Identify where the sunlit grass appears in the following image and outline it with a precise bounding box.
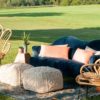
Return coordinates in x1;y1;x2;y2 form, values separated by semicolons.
0;5;100;29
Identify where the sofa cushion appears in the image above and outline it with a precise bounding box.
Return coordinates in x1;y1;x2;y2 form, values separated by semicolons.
85;46;100;55
87;40;100;51
52;36;88;59
39;45;70;60
72;48;94;64
32;46;41;57
85;46;96;52
30;57;84;78
32;36;88;59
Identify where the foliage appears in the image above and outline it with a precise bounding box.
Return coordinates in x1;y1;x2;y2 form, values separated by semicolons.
71;0;81;5
23;32;30;45
60;0;69;6
0;0;100;7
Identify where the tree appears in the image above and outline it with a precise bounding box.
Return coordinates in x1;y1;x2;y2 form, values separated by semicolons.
43;0;52;5
71;0;81;5
10;0;21;6
60;0;69;6
6;0;12;6
25;0;34;6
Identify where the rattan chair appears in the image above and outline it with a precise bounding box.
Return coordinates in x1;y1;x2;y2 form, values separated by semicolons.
0;24;3;36
76;59;100;86
0;27;12;64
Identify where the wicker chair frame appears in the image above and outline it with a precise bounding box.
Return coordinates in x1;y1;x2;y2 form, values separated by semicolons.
76;59;100;86
0;25;12;64
0;24;3;36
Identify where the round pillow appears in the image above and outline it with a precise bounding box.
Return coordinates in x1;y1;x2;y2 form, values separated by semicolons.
22;67;63;93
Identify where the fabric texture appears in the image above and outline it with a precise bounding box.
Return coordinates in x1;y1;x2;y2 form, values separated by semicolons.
32;36;88;59
30;36;100;79
52;36;88;48
32;46;41;57
39;45;70;60
22;67;63;93
95;51;100;55
90;55;100;63
30;57;83;78
87;40;100;51
14;53;25;63
85;46;100;55
52;36;88;59
0;63;32;86
85;46;96;52
72;48;94;64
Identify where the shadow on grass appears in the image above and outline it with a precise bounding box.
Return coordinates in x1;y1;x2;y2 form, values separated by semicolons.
11;27;100;43
0;12;64;17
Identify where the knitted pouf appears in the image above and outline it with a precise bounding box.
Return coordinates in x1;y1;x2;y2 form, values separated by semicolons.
22;67;63;93
0;63;33;86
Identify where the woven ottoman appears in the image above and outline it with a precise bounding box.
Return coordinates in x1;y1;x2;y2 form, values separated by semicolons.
0;63;33;86
22;67;63;93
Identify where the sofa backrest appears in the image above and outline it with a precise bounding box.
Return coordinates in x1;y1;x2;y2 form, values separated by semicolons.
52;36;88;59
31;36;88;59
87;40;100;51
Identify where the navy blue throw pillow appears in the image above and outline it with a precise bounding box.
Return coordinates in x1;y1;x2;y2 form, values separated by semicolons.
32;46;41;57
87;40;100;51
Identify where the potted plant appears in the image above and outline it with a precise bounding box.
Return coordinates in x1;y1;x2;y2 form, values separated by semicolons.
23;32;30;53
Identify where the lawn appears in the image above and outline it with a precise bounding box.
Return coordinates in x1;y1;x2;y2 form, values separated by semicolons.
0;4;100;100
0;5;100;64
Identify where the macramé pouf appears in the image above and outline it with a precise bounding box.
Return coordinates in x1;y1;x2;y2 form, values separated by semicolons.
22;67;63;93
0;63;33;86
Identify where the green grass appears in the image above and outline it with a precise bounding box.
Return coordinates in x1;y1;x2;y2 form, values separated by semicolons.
0;5;100;64
0;94;15;100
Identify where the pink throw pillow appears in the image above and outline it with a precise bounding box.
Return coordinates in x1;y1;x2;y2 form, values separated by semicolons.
72;48;94;64
39;45;70;60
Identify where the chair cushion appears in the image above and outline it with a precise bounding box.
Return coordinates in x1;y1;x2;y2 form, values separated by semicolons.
39;45;70;60
22;67;63;93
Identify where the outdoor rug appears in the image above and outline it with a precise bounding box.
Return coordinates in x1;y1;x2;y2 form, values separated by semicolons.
0;82;99;100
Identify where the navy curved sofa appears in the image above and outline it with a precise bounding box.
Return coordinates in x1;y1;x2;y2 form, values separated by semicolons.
29;36;100;78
